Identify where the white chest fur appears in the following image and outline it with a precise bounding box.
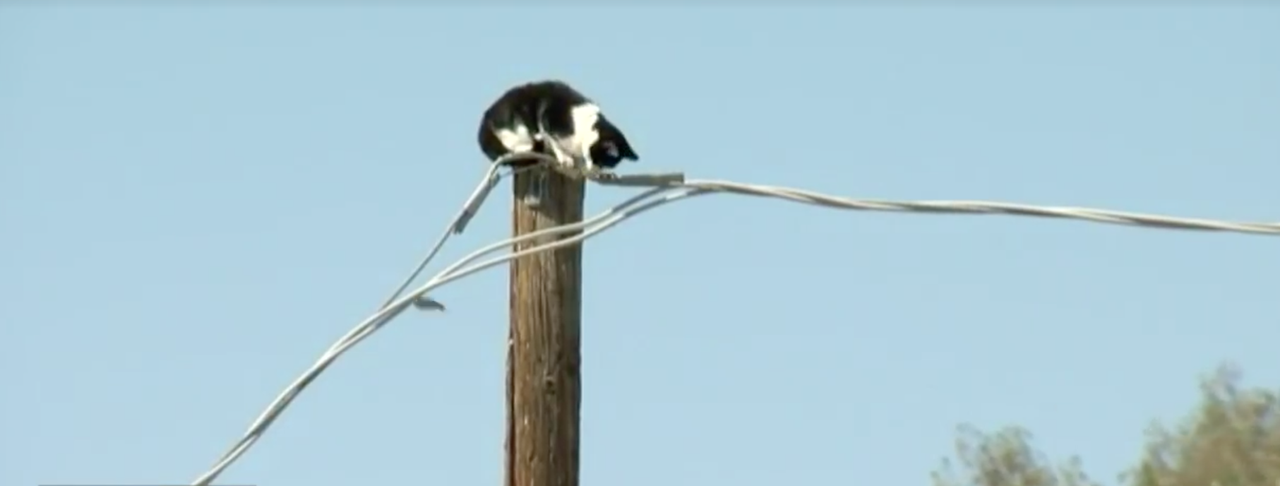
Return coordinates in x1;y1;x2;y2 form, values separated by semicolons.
545;103;603;171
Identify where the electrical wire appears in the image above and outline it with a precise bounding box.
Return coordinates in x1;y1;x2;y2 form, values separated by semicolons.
190;159;1279;485
189;153;544;486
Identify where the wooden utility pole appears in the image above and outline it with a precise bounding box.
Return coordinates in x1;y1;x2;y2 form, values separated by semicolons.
506;168;585;486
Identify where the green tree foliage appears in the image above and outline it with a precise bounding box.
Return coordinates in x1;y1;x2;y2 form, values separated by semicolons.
932;363;1280;486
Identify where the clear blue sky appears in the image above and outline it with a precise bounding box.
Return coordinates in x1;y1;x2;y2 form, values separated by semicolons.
3;5;1278;486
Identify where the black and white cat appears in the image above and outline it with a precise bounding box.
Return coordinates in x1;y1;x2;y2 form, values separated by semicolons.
477;80;639;176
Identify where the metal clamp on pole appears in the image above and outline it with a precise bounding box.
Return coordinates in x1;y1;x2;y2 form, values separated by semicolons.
588;171;686;187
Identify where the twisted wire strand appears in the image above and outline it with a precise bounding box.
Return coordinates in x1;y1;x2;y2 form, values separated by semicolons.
191;159;1279;485
190;156;539;486
679;180;1280;235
